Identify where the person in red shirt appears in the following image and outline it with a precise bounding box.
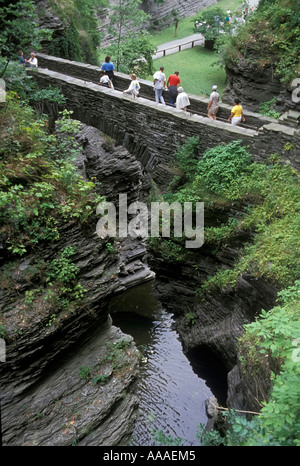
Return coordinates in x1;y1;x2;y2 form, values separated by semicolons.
167;71;181;106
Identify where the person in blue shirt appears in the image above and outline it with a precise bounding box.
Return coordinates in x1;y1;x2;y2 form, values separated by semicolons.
101;56;115;84
18;50;25;65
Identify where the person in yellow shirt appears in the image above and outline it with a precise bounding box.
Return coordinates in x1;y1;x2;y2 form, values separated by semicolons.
228;98;245;126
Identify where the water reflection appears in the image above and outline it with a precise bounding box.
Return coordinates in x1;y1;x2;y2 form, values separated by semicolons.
109;282;215;446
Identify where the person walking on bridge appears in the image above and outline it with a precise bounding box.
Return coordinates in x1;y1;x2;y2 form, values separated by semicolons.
228;98;245;126
207;85;220;120
101;56;115;84
167;71;181;107
176;87;190;111
153;66;166;104
99;71;114;89
123;74;140;99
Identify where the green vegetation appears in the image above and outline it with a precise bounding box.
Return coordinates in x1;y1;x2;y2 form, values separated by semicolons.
156;138;300;289
105;338;132;370
0;0;51;76
78;338;133;386
105;241;116;254
145;1;250;96
78;365;93;381
193;7;232;42
102;0;155;78
216;0;300;83
47;0;107;64
151;429;184;446
44;246;87;311
149;136;300;445
259;97;281;119
1;0;299;447
7;246;87;328
0;95;102;257
149;0;299;95
0;90;104;336
185;310;195;326
149;0;242;46
150;46;227;97
198;282;300;446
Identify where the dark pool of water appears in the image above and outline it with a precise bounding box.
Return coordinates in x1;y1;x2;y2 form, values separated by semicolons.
109;281;227;446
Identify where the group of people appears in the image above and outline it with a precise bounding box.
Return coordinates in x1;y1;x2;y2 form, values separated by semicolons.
99;56;245;126
152;66;190;111
207;85;245;126
18;50;38;67
98;56;141;99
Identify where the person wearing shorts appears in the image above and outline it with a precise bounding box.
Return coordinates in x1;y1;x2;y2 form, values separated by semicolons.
207;85;220;120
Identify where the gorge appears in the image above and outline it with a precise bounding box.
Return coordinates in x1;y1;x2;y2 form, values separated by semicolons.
0;110;291;446
0;120;232;446
0;0;299;448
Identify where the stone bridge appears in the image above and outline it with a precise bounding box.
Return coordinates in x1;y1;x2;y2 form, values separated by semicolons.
32;53;300;189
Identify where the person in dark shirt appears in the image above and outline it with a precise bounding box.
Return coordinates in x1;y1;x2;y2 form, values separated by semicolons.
101;56;115;84
18;50;25;65
167;71;181;107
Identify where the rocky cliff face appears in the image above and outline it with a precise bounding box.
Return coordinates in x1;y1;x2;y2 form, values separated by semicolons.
1;120;284;444
222;60;284;112
34;0;65;51
0;124;154;446
98;0;216;46
141;0;217;29
148;218;280;415
36;0;217;49
222;54;300;115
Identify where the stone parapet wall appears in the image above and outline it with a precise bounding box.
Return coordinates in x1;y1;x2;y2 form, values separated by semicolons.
31;61;300;189
36;53;276;128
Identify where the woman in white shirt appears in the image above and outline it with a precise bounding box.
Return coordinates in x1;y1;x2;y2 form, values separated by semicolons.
25;52;38;67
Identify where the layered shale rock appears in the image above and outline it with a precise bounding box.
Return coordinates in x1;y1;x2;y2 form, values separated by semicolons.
148;216;280;414
0;124;154;446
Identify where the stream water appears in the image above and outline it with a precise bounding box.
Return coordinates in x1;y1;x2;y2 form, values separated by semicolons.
109;281;227;446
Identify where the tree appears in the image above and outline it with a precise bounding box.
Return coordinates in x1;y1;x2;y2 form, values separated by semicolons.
105;0;153;73
0;0;51;77
105;33;155;78
194;7;231;48
171;9;180;37
46;0;108;65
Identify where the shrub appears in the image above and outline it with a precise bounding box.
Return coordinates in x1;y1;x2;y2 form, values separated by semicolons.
198;281;300;446
195;140;253;198
216;0;300;83
0;97;103;256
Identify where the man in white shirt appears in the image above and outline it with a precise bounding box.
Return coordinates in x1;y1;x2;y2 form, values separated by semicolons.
153;66;166;104
176;87;190;111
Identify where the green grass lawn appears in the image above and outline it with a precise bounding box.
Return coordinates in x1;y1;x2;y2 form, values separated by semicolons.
149;47;227;97
99;0;243;96
149;0;244;47
146;0;246;97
